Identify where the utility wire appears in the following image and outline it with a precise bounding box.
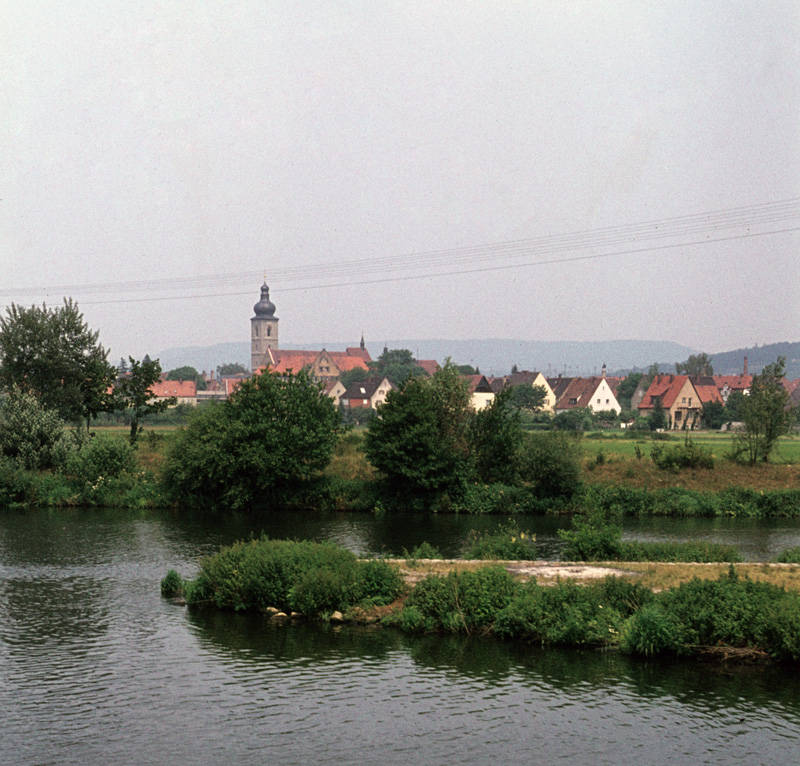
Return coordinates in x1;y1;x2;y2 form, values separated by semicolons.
2;198;799;304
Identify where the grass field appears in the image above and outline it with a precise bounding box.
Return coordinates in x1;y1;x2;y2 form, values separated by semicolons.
95;424;800;495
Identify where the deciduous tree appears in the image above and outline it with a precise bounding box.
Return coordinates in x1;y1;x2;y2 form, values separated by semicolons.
162;369;341;509
0;299;116;426
731;357;791;463
113;357;174;445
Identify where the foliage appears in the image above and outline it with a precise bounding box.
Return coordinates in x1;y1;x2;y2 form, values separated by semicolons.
0;298;116;426
455;364;479;375
649;397;668;431
776;547;800;564
508;384;547;413
217;362;248;376
368;348;426;387
729;357;791;464
364;362;473;494
166;365;199;381
338;366;369;390
184;537;403;615
163;369;342;509
558;511;623;561
615;373;643;410
559;510;741;562
724;390;747;422
701;400;726;430
676;352;714;376
552;407;594;431
515;431;582;500
403;541;443;561
401;566;519;633
494;579;623;645
619;568;798;659
160;570;185;597
467;388;522;484
464;521;537;560
65;433;137;482
113;357;175;445
0;388;76;470
650;436;714;471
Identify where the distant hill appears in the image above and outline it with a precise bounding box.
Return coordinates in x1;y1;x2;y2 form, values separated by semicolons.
154;338;697;378
706;342;800;378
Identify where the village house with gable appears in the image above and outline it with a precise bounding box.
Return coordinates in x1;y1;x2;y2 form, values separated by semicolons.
505;371;557;412
340;376;394;410
638;374;722;429
548;375;622;415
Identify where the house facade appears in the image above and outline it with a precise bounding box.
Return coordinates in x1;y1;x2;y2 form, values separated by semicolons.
340;377;394;409
550;376;622;415
638;375;704;429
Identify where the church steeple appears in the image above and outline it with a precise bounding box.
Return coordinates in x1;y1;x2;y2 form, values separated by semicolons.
251;281;279;370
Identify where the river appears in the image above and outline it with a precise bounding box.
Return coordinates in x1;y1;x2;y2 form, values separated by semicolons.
1;507;800;765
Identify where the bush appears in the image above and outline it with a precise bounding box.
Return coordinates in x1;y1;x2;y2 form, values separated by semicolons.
184;538;404;616
650;436;714;471
620;568;787;657
494;579;621;645
160;570;184;597
66;434;137;482
401;566;519;633
515;431;582;500
0;388;75;470
558;511;623;561
776;547;800;564
464;521;537;560
403;541;442;561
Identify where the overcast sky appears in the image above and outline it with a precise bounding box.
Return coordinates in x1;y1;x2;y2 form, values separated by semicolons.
2;1;799;361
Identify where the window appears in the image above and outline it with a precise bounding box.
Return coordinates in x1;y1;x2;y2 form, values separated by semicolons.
675;411;682;420
569;398;578;405
267;326;271;337
682;397;686;404
688;398;693;406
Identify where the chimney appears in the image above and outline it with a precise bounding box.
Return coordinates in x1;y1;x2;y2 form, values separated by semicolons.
601;363;607;378
743;356;748;376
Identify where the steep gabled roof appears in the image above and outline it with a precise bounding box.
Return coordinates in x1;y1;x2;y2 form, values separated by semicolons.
461;374;493;394
342;376;393;401
638;375;694;410
268;350;319;374
554;377;607;410
547;376;575;400
689;376;723;405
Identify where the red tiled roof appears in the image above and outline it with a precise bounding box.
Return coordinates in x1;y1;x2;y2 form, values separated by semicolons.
690;376;723;405
415;360;440;377
713;374;753;392
638;375;692;410
554;377;607;410
461;374;493;394
151;380;196;398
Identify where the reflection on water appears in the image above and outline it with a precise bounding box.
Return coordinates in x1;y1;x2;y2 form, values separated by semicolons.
1;507;800;766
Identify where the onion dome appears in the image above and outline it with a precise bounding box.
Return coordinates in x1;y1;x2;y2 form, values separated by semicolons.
253;283;276;317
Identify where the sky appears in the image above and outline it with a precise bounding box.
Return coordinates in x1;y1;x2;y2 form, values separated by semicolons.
2;1;799;362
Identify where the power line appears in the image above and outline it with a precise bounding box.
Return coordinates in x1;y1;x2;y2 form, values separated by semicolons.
44;224;800;306
2;198;799;305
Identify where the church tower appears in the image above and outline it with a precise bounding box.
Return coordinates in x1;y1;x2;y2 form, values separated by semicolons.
250;282;279;370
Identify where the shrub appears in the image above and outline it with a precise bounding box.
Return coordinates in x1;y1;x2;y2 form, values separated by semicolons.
66;434;137;482
162;370;342;509
494;579;621;645
160;570;184;597
515;431;582;500
650;436;714;471
558;511;623;561
403;541;442;561
776;547;800;564
402;566;519;633
464;521;537;560
184;538;404;616
0;388;75;470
